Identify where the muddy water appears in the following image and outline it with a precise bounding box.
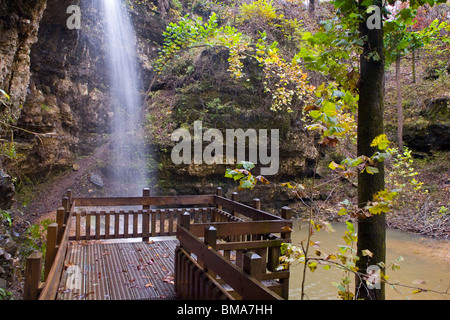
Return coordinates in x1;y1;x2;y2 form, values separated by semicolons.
288;220;450;300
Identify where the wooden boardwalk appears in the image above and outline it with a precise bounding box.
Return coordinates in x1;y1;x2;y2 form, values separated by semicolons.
57;239;179;300
24;190;291;301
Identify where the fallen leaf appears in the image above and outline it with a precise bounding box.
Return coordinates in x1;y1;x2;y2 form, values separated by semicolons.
162;275;175;285
145;282;154;288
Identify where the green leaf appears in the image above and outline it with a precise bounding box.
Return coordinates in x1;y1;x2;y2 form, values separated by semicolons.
239;178;255;190
237;161;255;171
345;221;355;234
366;166;379;175
225;169;245;181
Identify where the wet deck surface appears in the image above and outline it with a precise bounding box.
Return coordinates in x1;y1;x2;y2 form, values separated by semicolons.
57;239;179;300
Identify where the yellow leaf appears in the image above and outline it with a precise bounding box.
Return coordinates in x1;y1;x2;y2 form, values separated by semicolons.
362;249;373;258
370;134;390;150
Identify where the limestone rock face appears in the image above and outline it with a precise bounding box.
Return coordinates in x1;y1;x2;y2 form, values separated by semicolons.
0;0;47;119
146;47;319;198
0;170;15;209
403;96;450;153
1;0;166;178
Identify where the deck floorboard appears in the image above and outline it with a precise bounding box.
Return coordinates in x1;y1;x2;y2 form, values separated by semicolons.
57;239;179;300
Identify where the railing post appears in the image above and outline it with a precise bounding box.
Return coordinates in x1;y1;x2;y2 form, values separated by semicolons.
180;212;191;231
214;187;223;222
204;226;217;277
281;206;292;240
243;251;262;282
143;188;150;242
252;198;261;210
44;223;58;281
62;196;69;224
252;198;261;241
23;251;42;300
56;207;65;244
279;206;291;299
66;189;72;207
231;192;238;216
204;226;217;250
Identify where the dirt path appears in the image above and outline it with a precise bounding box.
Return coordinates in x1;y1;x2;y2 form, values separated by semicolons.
23;141;111;222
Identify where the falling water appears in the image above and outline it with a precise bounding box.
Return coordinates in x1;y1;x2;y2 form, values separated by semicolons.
101;0;148;195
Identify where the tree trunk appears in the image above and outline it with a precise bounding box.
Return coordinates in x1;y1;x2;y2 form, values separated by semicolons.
356;0;386;300
309;0;315;16
396;54;403;150
412;49;416;83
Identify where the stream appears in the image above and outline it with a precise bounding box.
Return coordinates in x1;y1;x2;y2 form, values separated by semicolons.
288;219;450;300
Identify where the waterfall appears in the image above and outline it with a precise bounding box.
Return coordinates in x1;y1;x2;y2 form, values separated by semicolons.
100;0;148;196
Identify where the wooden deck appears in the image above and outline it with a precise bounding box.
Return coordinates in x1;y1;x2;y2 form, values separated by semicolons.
57;239;179;300
24;188;292;301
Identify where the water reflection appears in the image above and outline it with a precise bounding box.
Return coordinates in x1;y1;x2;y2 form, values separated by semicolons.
288;219;450;300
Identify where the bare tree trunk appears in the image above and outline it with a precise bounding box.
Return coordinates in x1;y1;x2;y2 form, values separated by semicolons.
309;0;315;17
396;54;403;150
355;0;386;300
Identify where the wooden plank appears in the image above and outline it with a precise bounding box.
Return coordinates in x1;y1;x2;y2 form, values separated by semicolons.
86;212;91;240
133;241;177;299
176;247;233;300
85;244;98;300
73;195;215;207
189;220;292;238
133;211;139;238
118;243;159;300
23;251;42;300
214;196;282;221
177;226;282;300
105;212;111;239
115;211;120;238
75;212;81;241
160;209;165;236
101;243;134;300
40;208;75;300
95;213;101;240
57;242;85;300
216;239;284;251
124;211;129;238
142;210;150;240
168;209;175;235
151;209;156;237
89;244;111;300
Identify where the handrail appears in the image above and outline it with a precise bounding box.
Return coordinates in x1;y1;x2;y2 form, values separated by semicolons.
214;195;283;221
39;201;75;300
73;195;215;207
188;220;292;239
177;225;282;300
175;246;234;300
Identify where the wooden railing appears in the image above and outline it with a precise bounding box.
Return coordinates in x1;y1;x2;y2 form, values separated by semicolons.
24;189;75;300
23;187;292;300
176;205;292;300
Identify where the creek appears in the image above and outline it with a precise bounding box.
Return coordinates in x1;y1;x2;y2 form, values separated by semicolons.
288;220;450;300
